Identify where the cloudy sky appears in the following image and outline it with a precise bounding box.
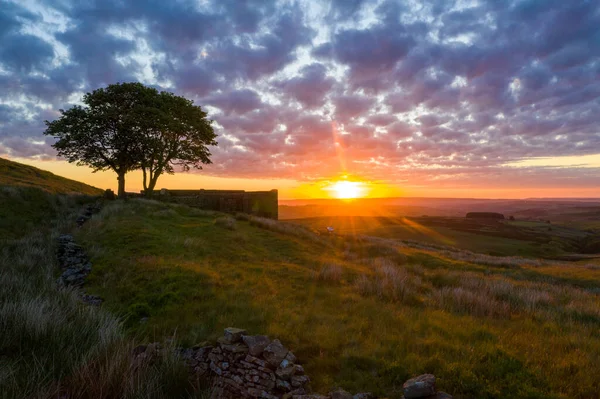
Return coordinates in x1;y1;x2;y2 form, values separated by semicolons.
1;0;599;198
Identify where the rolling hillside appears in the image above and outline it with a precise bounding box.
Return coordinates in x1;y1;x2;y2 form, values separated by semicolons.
74;199;600;398
0;156;101;195
2;160;600;398
0;157;102;239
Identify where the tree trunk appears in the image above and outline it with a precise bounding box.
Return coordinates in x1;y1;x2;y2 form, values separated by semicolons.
117;171;126;199
146;171;162;197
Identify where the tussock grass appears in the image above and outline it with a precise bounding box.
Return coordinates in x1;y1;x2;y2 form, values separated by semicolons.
214;215;237;230
248;215;330;246
0;188;202;398
314;263;344;282
353;258;422;304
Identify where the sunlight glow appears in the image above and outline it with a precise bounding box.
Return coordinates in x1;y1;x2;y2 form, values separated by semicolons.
328;180;366;199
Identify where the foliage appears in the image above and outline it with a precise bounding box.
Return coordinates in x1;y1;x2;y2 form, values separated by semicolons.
43;82;216;198
135;91;217;195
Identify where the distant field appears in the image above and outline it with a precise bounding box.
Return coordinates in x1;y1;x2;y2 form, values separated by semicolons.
76;199;600;398
287;215;596;258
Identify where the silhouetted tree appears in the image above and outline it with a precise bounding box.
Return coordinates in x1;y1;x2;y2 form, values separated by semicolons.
44;82;217;198
135;90;217;196
44;83;156;198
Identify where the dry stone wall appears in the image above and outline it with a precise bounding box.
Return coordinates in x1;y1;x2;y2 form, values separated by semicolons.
157;189;279;219
56;201;102;305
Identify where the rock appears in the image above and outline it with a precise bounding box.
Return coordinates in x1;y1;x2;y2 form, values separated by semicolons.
220;342;249;353
403;374;436;398
276;378;292;391
263;339;289;368
80;294;103;306
293;364;305;375
352;394;374;399
284;351;297;364
290;374;309;387
275;364;295;380
280;358;294;369
243;335;272;356
330;388;353;399
292;396;329;399
223;327;247;344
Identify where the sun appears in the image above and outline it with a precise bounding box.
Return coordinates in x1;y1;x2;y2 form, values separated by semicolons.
329;180;365;199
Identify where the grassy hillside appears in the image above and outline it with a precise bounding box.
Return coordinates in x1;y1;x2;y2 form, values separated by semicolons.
0;173;196;397
0;157;101;195
76;199;600;399
0;157;102;239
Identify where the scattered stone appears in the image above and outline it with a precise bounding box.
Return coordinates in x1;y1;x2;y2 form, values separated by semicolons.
403;374;436;398
56;235;92;288
352;394;374;399
80;294;103;306
243;335;272;356
292;396;329;399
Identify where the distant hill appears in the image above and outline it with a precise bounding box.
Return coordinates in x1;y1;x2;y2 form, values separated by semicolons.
0;157;101;195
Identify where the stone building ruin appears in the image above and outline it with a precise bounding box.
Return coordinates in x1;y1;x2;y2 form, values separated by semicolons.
157;189;279;219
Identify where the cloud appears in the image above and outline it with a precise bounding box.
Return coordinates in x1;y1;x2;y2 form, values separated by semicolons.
0;0;599;190
275;63;336;108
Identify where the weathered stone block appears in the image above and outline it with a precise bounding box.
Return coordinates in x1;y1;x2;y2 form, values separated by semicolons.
243;335;272;356
403;374;436;398
263;339;289;368
291;374;310;387
223;327;247;343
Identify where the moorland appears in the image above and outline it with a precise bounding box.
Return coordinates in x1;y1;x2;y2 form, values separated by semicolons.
2;157;600;399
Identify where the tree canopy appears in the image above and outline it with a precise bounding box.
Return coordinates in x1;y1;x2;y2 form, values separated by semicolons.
44;82;217;198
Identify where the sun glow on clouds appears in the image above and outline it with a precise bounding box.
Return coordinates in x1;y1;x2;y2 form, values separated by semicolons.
504;154;600;168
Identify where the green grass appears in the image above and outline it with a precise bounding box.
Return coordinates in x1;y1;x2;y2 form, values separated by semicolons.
0;157;101;195
0;185;203;398
77;199;600;399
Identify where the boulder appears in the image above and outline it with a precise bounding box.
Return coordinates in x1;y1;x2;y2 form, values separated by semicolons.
243;335;272;356
403;374;436;398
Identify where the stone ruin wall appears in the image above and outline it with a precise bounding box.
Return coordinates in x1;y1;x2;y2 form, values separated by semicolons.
157;189;279;219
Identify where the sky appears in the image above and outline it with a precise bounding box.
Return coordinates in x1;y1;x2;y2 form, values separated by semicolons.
0;0;599;199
